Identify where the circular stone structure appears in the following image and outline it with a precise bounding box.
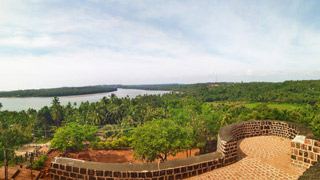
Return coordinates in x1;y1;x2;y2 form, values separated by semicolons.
49;120;320;180
217;120;320;169
189;136;305;180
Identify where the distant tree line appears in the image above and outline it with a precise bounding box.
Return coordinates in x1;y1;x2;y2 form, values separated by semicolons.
0;86;117;97
123;80;320;104
185;80;320;104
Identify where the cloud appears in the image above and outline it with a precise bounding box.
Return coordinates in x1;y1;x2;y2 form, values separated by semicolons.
0;35;64;48
0;0;320;90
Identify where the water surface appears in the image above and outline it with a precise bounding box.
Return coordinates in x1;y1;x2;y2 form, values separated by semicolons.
0;88;169;111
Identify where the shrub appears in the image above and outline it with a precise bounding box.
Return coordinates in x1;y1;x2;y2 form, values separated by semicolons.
104;141;112;149
90;141;98;149
32;155;48;170
90;136;133;150
51;123;98;152
97;142;104;150
131;119;186;162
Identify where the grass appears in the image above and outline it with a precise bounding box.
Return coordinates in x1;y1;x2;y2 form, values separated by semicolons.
207;101;306;110
35;137;52;144
0;159;29;167
245;102;306;110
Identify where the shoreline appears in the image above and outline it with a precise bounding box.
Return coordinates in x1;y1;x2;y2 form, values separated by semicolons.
0;89;118;98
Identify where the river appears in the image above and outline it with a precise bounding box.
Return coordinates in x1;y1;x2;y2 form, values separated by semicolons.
0;88;169;111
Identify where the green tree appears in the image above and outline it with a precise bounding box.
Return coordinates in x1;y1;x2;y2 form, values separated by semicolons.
37;106;54;138
50;123;98;152
310;114;320;136
50;97;64;127
131;119;186;162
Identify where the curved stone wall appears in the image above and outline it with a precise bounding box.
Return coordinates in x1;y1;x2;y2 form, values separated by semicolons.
50;151;224;180
50;120;320;180
217;120;320;168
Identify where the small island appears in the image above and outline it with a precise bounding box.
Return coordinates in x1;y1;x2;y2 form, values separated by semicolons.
0;85;117;97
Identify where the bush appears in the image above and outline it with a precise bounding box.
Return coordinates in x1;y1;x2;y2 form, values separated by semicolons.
97;142;104;149
104;141;112;149
90;136;133;150
32;155;48;170
89;141;98;149
131;119;186;162
50;123;98;152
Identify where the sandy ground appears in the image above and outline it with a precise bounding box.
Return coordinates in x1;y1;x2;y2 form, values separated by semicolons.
15;142;51;156
0;166;40;180
15;146;37;156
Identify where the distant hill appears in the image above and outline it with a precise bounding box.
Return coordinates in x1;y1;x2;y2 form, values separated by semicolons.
122;80;320;104
122;83;229;91
183;80;320;104
3;80;320;103
121;84;185;91
0;85;117;97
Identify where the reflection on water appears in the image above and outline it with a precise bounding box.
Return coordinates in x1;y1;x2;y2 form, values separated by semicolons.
0;88;169;111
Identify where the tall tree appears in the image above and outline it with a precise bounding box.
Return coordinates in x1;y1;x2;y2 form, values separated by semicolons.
50;97;64;127
37;106;54;138
50;123;98;152
131;119;186;162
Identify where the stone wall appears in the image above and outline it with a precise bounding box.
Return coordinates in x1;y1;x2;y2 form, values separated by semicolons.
50;120;320;180
291;136;320;168
50;152;224;180
217;120;298;163
217;120;320;169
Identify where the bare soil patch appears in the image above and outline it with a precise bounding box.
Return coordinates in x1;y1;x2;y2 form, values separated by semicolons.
48;148;199;164
0;166;40;180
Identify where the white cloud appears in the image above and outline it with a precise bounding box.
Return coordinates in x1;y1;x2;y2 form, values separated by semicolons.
0;35;64;48
0;0;320;91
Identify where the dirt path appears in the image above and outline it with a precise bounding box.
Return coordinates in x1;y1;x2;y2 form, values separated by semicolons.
14;141;51;156
0;166;40;180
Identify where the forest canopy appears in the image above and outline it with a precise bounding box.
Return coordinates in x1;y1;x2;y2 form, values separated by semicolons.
0;85;117;97
1;79;320;163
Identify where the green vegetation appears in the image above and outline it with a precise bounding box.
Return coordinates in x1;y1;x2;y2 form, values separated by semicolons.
32;155;48;170
186;80;320;104
0;85;117;97
2;79;320;164
208;101;306;110
50;123;98;152
127;80;320;104
90;136;133;150
244;102;306;110
122;84;191;91
131;119;187;162
35;137;52;144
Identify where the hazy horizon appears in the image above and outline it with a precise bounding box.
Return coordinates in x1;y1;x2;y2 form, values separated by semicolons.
1;0;320;91
2;79;319;92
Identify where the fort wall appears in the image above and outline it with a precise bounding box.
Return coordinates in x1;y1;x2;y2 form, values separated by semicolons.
50;120;320;180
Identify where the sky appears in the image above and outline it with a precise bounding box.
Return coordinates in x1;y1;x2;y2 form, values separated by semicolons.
1;0;320;91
